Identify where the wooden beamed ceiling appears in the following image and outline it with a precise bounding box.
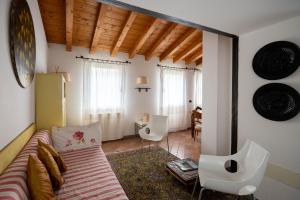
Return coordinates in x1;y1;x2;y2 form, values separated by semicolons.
38;0;203;65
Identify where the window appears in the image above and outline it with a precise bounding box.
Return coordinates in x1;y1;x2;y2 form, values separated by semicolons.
82;61;124;116
160;69;187;132
193;71;202;108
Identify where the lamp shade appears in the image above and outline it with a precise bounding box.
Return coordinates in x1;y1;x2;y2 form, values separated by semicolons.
136;76;148;85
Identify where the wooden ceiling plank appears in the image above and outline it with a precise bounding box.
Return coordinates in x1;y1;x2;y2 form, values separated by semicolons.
173;42;202;63
145;22;178;61
111;11;137;56
65;0;74;51
195;57;202;66
160;28;198;61
90;4;110;54
129;18;160;59
185;50;203;64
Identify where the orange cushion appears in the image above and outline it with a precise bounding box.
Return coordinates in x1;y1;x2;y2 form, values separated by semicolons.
38;146;64;190
38;139;67;172
27;154;56;200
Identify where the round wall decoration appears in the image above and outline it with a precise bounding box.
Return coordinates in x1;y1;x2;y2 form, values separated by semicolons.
252;41;300;80
9;0;36;88
253;83;300;121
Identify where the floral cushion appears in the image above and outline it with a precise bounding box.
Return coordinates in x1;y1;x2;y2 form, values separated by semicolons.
52;122;102;152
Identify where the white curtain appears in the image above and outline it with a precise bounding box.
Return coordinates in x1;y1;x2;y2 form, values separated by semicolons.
160;69;188;132
82;60;125;141
193;70;202;108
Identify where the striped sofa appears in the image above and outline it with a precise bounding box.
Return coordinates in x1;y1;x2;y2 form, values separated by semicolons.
0;130;128;200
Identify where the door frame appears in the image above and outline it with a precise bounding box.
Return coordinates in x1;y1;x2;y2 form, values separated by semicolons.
98;0;239;155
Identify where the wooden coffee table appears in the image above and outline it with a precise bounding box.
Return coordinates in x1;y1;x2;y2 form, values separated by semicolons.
166;159;198;185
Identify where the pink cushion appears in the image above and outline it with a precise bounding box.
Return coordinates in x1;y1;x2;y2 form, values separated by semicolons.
0;130;52;200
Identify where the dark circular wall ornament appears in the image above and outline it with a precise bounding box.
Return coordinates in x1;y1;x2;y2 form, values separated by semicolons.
9;0;36;88
253;83;300;121
252;41;300;80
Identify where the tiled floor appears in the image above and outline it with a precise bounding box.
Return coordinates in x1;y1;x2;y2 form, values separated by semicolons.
102;129;201;161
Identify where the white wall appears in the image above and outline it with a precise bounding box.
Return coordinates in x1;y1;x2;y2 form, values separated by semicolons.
47;43;196;136
201;31;232;155
202;32;219;155
217;35;232;156
239;16;300;199
0;0;47;149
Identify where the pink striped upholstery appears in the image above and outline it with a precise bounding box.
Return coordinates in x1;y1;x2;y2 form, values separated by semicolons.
0;131;128;200
0;130;52;200
56;145;128;200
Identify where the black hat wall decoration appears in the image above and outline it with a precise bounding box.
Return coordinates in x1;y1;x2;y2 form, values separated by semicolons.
253;41;300;80
252;41;300;121
253;83;300;121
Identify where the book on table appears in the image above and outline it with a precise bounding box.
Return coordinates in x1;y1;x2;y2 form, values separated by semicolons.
174;158;198;172
166;158;198;184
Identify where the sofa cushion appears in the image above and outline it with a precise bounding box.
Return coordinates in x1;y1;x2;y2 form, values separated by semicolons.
27;154;56;200
52;122;102;152
38;146;64;189
0;130;52;200
38;140;67;172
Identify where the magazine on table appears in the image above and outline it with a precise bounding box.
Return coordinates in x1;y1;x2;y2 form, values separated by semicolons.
174;158;198;172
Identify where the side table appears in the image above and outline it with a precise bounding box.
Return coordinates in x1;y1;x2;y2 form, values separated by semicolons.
166;159;198;185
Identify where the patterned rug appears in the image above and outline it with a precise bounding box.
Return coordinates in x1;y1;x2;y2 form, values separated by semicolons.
106;147;253;200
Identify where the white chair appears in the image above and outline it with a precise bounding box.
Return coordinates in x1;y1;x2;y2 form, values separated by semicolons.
139;115;169;153
191;140;270;200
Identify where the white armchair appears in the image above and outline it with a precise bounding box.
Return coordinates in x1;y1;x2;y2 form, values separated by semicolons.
192;140;270;200
139;115;169;153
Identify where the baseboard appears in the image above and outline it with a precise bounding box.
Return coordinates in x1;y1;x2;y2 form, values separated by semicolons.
123;134;138;139
266;162;300;190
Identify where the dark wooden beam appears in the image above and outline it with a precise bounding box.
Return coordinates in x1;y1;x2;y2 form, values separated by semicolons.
145;23;178;60
195;57;202;66
185;50;202;64
160;28;198;61
90;4;109;54
111;11;137;56
129;18;160;59
65;0;74;51
173;42;202;63
231;36;239;154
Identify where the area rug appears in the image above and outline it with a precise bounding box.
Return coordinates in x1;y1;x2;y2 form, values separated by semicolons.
106;147;253;200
